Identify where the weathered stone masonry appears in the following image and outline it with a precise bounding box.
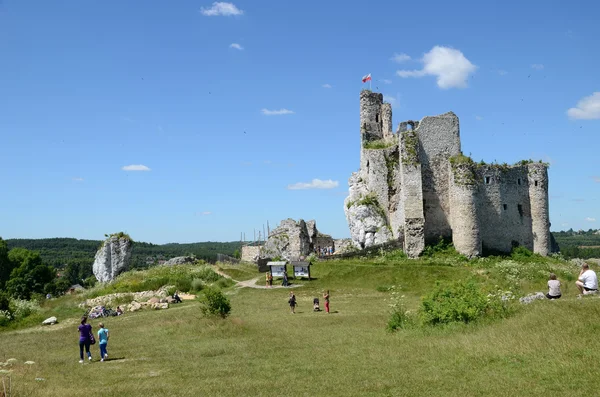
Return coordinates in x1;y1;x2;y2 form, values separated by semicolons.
345;90;553;258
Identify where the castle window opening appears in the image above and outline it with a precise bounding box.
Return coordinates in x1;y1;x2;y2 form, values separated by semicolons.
518;204;524;218
375;113;379;123
503;204;507;211
485;176;491;185
517;178;521;185
534;180;538;187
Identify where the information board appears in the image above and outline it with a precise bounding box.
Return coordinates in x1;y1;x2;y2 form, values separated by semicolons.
294;265;310;278
270;265;286;277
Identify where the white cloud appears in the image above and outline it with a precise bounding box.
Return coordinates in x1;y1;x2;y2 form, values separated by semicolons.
531;64;544;70
200;2;243;16
586;217;596;222
396;46;477;89
287;179;339;190
201;211;212;216
475;115;483;120
498;70;508;76
391;53;411;63
593;176;600;183
261;108;294;116
567;92;600;120
72;177;84;182
122;164;151;171
382;79;392;84
322;84;332;88
229;43;243;50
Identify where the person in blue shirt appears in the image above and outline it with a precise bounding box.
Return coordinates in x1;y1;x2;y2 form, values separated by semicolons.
97;322;109;361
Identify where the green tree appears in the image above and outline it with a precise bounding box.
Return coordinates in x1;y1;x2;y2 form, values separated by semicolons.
6;248;56;300
0;237;15;288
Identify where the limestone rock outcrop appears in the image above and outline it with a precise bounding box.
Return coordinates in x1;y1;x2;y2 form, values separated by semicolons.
260;218;323;261
92;234;133;283
344;173;392;249
163;256;196;266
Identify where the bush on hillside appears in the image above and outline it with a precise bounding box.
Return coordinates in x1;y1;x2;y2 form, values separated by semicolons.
386;286;413;331
420;280;509;326
199;287;231;318
86;264;225;297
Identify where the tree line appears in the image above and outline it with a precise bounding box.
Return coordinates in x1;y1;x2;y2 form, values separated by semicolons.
552;229;600;259
1;237;242;299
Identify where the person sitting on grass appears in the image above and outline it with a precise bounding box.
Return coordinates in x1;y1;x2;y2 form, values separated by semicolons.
576;263;598;296
546;273;561;299
173;291;182;303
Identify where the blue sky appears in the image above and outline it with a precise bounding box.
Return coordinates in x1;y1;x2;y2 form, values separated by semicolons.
0;0;598;244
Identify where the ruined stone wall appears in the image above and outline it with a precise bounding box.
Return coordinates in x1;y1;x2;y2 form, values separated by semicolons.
241;246;261;263
414;112;461;242
528;163;551;255
360;91;384;172
382;103;393;140
449;162;481;257
476;165;533;253
399;129;425;258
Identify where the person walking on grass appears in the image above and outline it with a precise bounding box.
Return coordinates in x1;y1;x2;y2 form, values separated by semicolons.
288;291;297;314
323;290;330;313
266;271;270;288
546;273;561;299
98;322;110;362
78;316;93;363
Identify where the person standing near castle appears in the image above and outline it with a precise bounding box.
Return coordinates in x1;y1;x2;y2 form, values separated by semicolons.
323;290;330;313
576;263;598;296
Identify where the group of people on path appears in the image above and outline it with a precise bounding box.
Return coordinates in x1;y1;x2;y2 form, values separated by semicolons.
265;271;288;287
77;316;110;363
546;262;598;299
287;290;330;314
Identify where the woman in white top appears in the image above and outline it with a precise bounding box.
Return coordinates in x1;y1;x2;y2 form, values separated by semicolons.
546;273;561;299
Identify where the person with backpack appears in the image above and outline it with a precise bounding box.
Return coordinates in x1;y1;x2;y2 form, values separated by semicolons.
98;322;110;361
78;316;93;363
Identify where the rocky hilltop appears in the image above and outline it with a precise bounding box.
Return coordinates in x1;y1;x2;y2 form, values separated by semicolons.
260;219;333;261
92;233;133;283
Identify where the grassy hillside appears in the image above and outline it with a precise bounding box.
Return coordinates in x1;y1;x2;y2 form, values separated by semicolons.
1;250;599;396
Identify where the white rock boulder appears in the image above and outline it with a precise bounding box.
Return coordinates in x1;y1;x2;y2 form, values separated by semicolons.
92;234;133;283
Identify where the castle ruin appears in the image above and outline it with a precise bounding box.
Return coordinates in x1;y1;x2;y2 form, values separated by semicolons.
344;90;553;258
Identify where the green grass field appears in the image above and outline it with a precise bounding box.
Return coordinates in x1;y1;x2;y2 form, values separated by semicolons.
1;253;600;396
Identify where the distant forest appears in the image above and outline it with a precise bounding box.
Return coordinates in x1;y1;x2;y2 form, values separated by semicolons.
5;238;241;286
552;229;600;259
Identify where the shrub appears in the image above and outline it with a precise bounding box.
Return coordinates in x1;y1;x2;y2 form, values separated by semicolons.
420;280;507;326
175;278;192;293
386;286;413;332
215;277;234;289
9;299;41;321
190;279;205;293
198;287;231;318
0;291;10;312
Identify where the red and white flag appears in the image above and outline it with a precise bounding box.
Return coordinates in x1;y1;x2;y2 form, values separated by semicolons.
362;73;372;83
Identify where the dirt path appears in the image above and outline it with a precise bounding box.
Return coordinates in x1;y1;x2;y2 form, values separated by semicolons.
213;267;303;289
